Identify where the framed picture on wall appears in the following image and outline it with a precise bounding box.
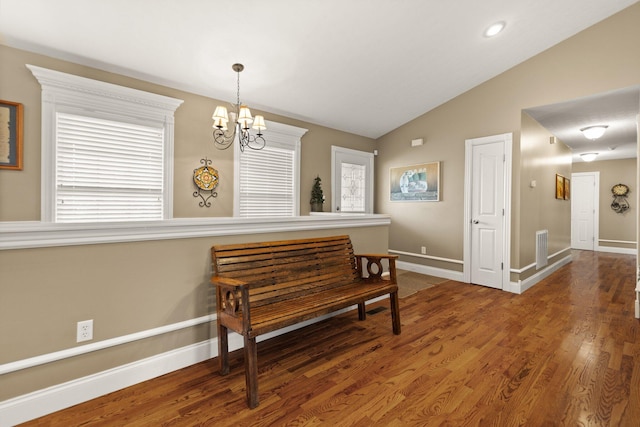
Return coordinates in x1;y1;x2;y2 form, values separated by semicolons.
390;161;440;201
555;174;564;199
0;100;24;170
563;177;570;200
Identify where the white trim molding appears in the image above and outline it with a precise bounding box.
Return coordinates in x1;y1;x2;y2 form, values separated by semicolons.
0;214;391;250
0;300;383;426
395;260;464;282
597;240;637;255
389;249;464;265
509;247;571;274
0;315;214;376
507;253;573;294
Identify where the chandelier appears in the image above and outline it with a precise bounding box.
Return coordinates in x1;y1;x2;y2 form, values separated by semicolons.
212;63;266;151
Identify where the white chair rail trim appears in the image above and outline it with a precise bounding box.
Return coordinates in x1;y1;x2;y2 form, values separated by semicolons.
0;299;386;425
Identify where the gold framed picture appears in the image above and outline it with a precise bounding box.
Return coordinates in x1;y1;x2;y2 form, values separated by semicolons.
0;100;24;170
555;174;564;199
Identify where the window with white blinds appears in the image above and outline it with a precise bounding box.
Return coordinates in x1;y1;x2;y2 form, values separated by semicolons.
56;113;165;222
238;145;295;217
27;64;183;223
234;121;307;217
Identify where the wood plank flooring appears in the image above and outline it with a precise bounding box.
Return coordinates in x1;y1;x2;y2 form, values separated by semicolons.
22;250;639;426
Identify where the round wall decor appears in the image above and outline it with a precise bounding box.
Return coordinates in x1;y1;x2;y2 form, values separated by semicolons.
193;158;219;207
611;183;630;214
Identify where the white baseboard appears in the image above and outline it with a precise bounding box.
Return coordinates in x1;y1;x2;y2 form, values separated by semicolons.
395;260;464;282
0;341;212;427
396;256;575;296
0;302;378;426
597;245;637;255
508;254;573;295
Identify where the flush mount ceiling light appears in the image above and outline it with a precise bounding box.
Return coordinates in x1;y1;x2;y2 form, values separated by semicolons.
212;63;266;151
580;125;608;140
580;152;598;162
484;21;506;37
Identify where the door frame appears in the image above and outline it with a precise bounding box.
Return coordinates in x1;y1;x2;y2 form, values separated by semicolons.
463;133;513;290
571;171;600;250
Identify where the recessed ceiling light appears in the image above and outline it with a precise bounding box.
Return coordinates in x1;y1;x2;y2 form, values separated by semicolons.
484;21;506;37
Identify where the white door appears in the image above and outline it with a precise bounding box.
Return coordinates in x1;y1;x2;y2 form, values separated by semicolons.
331;146;374;213
464;133;511;290
571;172;598;250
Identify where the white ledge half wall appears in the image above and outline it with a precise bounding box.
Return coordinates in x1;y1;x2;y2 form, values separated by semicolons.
0;214;391;250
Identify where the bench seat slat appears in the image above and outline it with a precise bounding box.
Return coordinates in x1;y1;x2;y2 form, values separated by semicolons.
247;280;397;337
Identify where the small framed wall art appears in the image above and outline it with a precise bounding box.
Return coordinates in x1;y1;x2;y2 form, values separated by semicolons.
0;100;23;170
555;174;564;199
555;174;570;200
390;161;440;201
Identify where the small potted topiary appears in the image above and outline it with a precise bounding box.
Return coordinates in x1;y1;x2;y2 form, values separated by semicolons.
310;176;325;212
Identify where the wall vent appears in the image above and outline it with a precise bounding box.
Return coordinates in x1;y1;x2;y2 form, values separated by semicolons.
536;230;549;270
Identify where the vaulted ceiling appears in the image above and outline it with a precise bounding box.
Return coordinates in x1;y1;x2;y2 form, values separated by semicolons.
1;0;638;146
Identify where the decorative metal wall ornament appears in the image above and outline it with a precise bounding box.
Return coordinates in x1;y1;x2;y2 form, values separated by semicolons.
193;158;219;207
611;183;630;214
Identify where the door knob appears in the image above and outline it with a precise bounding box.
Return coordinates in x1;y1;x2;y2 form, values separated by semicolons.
472;219;479;224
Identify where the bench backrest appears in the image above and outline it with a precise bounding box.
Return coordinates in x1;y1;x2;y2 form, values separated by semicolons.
211;235;359;307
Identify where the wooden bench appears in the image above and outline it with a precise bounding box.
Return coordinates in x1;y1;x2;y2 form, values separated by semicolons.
210;235;401;408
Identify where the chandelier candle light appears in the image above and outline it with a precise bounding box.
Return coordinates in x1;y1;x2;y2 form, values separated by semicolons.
212;63;266;151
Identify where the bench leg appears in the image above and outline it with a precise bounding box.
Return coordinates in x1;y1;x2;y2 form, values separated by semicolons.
244;336;260;409
357;302;366;321
390;291;401;335
218;322;229;375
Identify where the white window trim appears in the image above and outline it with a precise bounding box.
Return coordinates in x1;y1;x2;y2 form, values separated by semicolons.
26;64;184;222
233;120;308;217
331;146;374;213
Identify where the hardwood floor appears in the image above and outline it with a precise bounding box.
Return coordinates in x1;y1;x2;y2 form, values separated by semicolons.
23;250;639;426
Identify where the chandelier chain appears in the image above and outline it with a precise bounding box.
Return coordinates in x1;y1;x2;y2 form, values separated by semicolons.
236;69;241;107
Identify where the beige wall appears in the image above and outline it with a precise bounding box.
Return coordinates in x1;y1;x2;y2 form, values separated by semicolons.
375;3;640;280
573;158;637;249
0;45;376;221
0;45;381;401
0;225;389;400
519;113;572;267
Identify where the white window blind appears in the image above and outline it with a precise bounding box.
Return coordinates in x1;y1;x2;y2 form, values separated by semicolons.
238;145;295;217
55;113;165;222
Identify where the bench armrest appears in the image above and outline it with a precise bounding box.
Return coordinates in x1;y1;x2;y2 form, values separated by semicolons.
211;275;249;289
354;254;399;282
211;275;252;330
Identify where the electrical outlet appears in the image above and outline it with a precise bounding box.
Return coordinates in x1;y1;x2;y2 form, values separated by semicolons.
77;319;93;342
421;246;427;255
